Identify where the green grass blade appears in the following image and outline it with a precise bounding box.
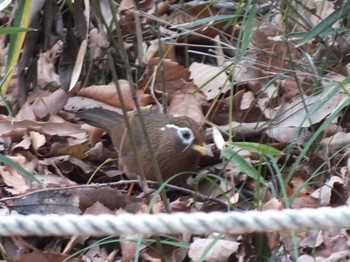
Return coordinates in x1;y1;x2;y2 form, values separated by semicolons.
0;153;43;186
228;142;282;156
240;3;256;53
222;147;267;186
298;3;350;45
2;0;31;94
0;26;33;34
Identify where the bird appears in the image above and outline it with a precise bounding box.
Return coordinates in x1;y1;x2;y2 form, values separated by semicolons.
77;108;212;184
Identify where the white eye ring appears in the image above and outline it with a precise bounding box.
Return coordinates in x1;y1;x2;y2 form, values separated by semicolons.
160;124;194;145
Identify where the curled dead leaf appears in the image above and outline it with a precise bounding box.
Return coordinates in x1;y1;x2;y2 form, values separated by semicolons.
189;62;232;100
78;81;151;110
137;58;191;98
168;91;206;124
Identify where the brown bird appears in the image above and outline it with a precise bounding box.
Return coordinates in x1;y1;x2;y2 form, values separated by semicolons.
77;108;211;184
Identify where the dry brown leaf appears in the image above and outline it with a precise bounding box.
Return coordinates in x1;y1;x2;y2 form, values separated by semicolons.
262;198;283;210
300;230;324;248
311;176;346;206
50;143;89;159
204;91;243;125
228;55;263;86
188;238;240;262
266;126;311;143
189;62;231;100
0;155;32;195
298;251;350;262
37;41;62;88
274;90;347;128
16;89;68;121
240;91;255;110
7;249;79;262
3;1;350;259
137;58;191;99
33;172;77;188
279;78;299;99
320;132;350;149
29;131;46;151
261;198;283;249
89;28;109;61
78;81;151;110
85;141;119;163
80;124;105;146
143;40;177;63
78;82;133;109
0;119;85;140
33;89;69;120
83;244;114;262
40;155;94;175
168;92;206;124
83;201;114;214
120;0;154;11
13;136;32;150
282;1;336;34
0;167;29;195
205;90;267;125
291;194;321;209
120;237;141;262
170;196;193;212
252;25;301;75
118;9;137;35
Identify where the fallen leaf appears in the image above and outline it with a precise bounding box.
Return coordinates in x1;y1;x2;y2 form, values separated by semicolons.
78;81;151;110
168;91;206;124
189;62;232;100
189;238;240;262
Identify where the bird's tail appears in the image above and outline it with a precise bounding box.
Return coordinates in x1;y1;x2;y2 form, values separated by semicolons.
76;108;124;132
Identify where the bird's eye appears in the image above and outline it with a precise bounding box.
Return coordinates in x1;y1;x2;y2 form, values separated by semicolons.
178;128;194;144
163;124;194;145
181;130;191;140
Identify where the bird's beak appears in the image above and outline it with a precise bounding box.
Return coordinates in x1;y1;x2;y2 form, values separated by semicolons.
192;143;213;157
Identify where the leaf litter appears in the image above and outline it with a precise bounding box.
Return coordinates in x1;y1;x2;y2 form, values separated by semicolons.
1;0;350;261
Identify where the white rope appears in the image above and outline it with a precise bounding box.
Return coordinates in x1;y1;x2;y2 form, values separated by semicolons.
1;206;349;236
